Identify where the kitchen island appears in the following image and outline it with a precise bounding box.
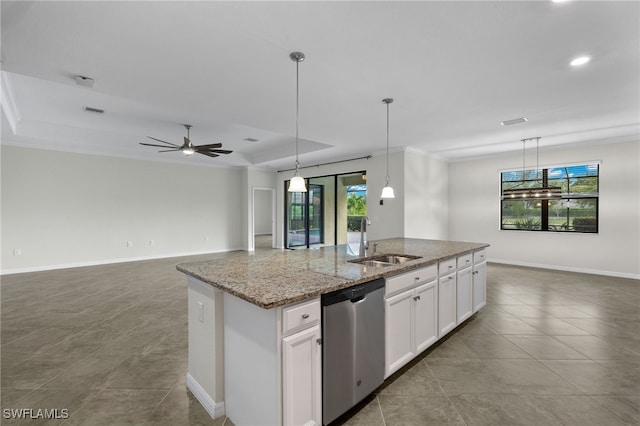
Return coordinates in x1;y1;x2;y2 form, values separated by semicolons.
177;238;489;425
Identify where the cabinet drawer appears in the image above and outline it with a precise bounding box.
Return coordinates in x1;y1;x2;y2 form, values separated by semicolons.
282;298;320;335
385;264;437;297
439;257;457;275
458;254;473;269
474;249;487;265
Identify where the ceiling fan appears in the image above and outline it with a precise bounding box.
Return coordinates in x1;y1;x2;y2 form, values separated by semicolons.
140;124;233;158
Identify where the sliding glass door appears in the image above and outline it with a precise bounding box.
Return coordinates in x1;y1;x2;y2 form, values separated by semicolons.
285;171;366;249
286;184;324;248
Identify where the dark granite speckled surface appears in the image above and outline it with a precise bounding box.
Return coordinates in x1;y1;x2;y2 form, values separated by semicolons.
176;238;489;309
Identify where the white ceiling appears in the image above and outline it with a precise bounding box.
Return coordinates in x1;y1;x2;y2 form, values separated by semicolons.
1;1;638;170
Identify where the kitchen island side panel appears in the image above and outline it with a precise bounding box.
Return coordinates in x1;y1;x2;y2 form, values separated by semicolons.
224;292;280;426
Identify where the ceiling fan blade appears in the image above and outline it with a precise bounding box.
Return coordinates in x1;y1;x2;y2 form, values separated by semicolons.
205;149;233;155
147;136;180;147
140;142;181;149
197;151;219;158
158;149;181;152
194;143;222;149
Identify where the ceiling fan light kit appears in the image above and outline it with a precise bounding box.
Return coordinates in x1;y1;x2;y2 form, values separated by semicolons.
140;124;233;159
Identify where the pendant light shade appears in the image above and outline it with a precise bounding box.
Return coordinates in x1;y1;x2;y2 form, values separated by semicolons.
287;51;307;193
381;98;395;199
381;185;395;198
288;175;307;192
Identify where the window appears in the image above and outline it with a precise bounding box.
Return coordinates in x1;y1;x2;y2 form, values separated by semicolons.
501;163;599;233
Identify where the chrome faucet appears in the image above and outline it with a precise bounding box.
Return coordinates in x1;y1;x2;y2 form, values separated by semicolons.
359;216;372;257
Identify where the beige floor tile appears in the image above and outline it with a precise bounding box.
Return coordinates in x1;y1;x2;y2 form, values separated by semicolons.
504;335;587;360
377;394;465;425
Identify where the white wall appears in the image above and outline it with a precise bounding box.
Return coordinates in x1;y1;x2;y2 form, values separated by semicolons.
448;140;640;278
1;146;244;273
404;150;449;240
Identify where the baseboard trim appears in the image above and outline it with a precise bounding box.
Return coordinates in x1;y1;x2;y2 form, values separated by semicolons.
489;258;640;280
0;247;244;276
186;373;225;419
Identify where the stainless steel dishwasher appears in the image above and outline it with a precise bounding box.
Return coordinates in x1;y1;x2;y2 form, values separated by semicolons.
322;278;385;425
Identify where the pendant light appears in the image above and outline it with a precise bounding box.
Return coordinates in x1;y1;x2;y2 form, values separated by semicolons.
287;51;307;193
380;98;395;199
502;137;562;200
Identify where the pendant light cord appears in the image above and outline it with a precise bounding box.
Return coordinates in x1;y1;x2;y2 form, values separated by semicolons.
295;57;300;172
522;139;526;182
385;100;390;185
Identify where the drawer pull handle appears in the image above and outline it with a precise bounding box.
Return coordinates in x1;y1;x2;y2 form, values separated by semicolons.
448;265;453;269
466;260;470;263
302;313;310;319
415;276;421;281
448;276;453;280
413;295;421;301
316;338;322;345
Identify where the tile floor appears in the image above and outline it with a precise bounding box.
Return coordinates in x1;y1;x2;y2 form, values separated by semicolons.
1;254;638;425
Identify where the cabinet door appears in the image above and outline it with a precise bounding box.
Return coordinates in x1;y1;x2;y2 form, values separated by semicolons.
456;267;474;324
282;324;321;426
438;275;457;337
414;280;438;353
473;261;487;312
385;290;414;378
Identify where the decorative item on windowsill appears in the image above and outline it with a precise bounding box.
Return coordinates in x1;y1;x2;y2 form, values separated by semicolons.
287;51;307;193
502;137;562;200
380;98;395;200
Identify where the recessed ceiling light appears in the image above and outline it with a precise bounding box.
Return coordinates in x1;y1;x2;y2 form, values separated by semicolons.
570;56;591;67
500;117;528;126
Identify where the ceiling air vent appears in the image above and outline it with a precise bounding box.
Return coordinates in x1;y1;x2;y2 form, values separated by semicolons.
500;117;528;126
84;106;104;114
243;137;259;142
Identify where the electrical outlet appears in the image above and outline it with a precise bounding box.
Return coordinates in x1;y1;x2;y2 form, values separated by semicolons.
126;241;133;248
13;248;22;256
204;236;209;241
149;240;154;246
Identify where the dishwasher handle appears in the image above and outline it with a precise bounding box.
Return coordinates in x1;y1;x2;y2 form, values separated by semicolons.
322;278;385;306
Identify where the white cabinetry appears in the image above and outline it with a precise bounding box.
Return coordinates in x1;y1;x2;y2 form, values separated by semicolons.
473;250;487;312
438;273;457;337
281;299;322;426
456;263;473;324
385;290;414;376
414;281;439;353
384;265;438;377
282;324;321;426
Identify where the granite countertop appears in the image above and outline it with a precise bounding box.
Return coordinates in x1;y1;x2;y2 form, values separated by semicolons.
176;238;489;309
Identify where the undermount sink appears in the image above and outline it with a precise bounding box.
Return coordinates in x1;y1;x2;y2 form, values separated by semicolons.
354;259;395;268
349;253;422;268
